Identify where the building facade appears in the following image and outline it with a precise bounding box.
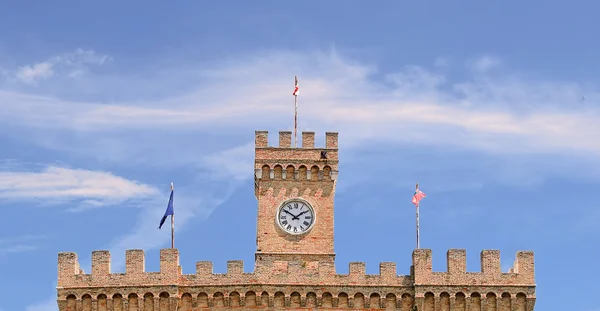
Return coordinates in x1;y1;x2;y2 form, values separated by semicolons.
57;130;536;311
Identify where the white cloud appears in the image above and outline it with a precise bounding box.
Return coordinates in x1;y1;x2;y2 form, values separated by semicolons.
468;55;501;72
0;165;158;209
100;142;252;272
13;48;110;84
15;62;54;84
1;49;599;163
0;235;47;255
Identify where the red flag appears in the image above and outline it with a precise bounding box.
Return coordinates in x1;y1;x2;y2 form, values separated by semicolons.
292;76;299;96
412;189;426;206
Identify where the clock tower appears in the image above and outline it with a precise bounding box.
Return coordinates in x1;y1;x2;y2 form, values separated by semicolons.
254;130;338;265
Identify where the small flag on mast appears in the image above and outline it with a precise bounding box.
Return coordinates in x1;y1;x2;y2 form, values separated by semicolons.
159;184;174;229
293;76;299;96
412;188;426;206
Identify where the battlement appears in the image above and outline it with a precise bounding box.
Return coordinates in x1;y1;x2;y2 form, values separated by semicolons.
254;131;339;187
58;248;535;289
255;130;338;149
412;249;535;286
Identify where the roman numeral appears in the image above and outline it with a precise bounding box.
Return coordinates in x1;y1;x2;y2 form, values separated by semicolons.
300;226;305;230
287;224;292;230
282;220;288;225
303;221;310;226
305;216;312;219
281;216;286;219
293;202;298;209
293;226;298;232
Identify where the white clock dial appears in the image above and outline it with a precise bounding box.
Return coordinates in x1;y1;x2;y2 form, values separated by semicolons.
276;199;315;235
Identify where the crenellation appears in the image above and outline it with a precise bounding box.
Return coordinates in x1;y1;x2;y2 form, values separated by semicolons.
125;249;144;274
349;262;366;276
325;132;338;149
91;250;111;276
196;261;213;274
58;252;79;287
379;262;397;279
412;249;535;287
255;130;338;150
481;249;501;275
279;131;292;147
227;260;244;275
302;131;315;148
447;249;466;274
255;130;268;148
159;248;180;280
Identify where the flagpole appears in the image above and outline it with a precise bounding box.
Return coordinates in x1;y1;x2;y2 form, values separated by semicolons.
170;182;174;249
294;75;298;148
416;182;420;249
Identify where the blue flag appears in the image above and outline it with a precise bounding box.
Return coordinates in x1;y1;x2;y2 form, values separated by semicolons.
159;189;174;229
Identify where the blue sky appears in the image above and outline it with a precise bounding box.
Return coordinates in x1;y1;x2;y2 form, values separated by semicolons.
0;1;598;310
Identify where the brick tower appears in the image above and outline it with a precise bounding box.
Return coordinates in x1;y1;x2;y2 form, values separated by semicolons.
56;130;537;311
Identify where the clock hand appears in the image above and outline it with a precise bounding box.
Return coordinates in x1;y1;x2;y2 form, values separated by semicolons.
296;210;309;218
283;210;297;219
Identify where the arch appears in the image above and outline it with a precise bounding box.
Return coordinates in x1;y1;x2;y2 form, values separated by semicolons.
306;292;317;308
322;292;333;308
486;293;497;311
424;292;435;311
369;293;380;308
500;293;511;311
213;292;225;308
244;291;256;307
440;292;450;311
197;293;209;308
274;165;283;179
112;294;123;311
159;292;170;311
354;292;365;308
260;291;269;307
310;165;319;180
229;291;241;307
286;165;295;180
323;165;332;180
82;294;92;311
385;293;396;309
455;292;466;311
298;165;308;180
516;293;527;311
261;165;271;180
127;293;138;311
180;293;193;311
290;292;301;308
274;291;285;308
338;292;349;308
401;293;414;311
66;295;76;311
470;292;482;311
97;294;108;311
143;293;154;311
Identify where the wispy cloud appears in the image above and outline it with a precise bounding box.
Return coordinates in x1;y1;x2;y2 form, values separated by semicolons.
0;165;158;210
13;48;110;85
0;49;598;162
97;142;253;271
0;235;47;255
468;55;501;72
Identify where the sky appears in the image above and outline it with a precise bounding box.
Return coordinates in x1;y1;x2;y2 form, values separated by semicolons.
0;1;598;310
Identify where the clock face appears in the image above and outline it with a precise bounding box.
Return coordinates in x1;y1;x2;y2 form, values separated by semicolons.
276;199;315;235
